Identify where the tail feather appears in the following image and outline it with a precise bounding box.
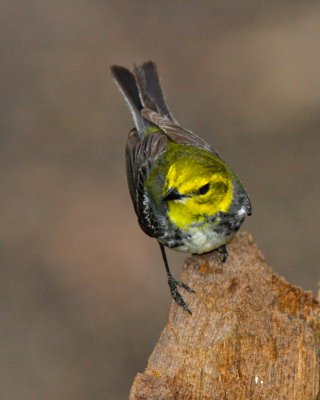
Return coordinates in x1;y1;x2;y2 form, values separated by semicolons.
111;65;147;134
134;61;175;121
111;61;175;135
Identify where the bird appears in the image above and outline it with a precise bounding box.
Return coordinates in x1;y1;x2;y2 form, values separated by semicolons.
111;61;252;314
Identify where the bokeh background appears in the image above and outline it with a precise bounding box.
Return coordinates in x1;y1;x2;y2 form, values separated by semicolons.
1;1;319;399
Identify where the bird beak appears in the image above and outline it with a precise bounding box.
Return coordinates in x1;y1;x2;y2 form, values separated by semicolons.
162;188;184;202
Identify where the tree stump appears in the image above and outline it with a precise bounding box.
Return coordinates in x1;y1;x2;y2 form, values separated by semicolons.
129;232;320;400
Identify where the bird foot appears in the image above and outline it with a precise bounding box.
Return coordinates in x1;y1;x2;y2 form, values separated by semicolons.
217;244;228;263
168;275;195;315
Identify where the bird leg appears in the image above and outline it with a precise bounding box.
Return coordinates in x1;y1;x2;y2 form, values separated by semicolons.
217;244;228;263
159;243;195;314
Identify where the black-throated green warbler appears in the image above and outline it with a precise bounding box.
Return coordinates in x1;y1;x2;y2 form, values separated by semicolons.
111;61;252;313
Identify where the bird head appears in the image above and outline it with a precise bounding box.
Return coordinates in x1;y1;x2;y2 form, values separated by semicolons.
162;150;233;229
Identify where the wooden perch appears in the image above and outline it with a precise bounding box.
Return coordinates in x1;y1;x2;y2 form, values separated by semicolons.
129;232;320;400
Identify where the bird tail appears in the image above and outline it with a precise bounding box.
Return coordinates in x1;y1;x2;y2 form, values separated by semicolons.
134;61;175;121
111;61;175;135
110;64;146;134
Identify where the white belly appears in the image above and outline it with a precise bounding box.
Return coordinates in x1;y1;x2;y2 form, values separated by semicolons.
175;226;231;254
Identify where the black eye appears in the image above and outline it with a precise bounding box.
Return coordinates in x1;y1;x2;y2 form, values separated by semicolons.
198;183;210;195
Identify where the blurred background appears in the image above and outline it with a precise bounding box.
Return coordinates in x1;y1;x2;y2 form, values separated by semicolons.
1;1;319;399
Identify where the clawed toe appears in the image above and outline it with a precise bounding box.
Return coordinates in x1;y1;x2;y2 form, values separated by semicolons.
168;275;194;314
174;279;195;293
217;244;228;263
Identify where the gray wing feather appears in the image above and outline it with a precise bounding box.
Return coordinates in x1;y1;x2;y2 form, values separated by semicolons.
126;129;168;237
141;108;216;152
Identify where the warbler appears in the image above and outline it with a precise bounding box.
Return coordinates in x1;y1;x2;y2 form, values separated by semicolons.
111;61;252;313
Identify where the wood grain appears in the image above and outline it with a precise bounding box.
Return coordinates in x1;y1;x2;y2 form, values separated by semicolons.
129;232;320;400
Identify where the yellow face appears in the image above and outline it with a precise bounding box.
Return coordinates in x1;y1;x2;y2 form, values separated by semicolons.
163;156;233;229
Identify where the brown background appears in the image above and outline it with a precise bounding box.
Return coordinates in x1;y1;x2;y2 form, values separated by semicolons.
1;1;319;399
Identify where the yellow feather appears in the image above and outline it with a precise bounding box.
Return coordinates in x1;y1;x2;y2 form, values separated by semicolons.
163;151;233;229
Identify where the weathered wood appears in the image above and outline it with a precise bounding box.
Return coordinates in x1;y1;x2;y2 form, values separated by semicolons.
129;232;320;400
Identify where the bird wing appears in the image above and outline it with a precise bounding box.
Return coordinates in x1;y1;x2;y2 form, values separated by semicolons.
126;128;168;238
141;108;218;154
